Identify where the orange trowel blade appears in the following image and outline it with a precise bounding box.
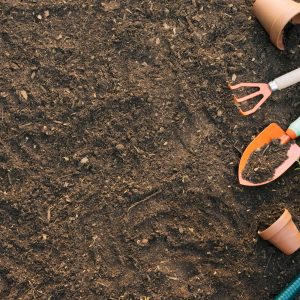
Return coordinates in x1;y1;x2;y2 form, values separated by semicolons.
239;123;300;186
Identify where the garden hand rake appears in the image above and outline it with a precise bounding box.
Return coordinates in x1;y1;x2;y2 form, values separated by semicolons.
229;67;300;116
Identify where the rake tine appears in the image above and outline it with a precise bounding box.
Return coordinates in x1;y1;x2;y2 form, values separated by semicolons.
239;93;270;116
228;82;263;90
229;81;273;115
234;89;263;103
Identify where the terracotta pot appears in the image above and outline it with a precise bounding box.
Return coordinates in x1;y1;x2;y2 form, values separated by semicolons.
253;0;300;50
258;209;300;255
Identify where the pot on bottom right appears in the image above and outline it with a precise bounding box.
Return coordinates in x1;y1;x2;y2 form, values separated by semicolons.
258;209;300;255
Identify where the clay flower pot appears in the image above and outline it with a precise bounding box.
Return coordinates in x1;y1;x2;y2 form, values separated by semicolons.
253;0;300;50
258;209;300;255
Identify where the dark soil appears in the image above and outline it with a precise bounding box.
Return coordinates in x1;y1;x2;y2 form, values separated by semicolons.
242;139;293;183
258;207;286;230
285;24;300;61
0;1;300;299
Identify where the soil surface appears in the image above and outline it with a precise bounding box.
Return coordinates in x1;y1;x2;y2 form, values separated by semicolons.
258;206;286;230
0;1;299;299
285;23;300;61
242;139;292;184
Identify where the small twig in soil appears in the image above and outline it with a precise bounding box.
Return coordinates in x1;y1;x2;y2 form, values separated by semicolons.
19;122;32;128
1;105;3;121
127;190;161;213
264;253;273;273
7;172;12;185
262;144;270;155
210;72;227;78
47;206;52;223
233;141;242;154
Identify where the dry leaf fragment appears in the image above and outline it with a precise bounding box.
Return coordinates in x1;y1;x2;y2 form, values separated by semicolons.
101;1;120;11
20;90;28;100
80;157;89;164
163;23;170;30
47;206;51;222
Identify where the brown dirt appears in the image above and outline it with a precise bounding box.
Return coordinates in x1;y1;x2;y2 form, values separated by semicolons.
257;206;286;230
0;1;299;299
284;24;300;61
242;139;293;184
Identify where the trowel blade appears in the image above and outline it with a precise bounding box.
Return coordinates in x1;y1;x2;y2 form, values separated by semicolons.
239;123;300;186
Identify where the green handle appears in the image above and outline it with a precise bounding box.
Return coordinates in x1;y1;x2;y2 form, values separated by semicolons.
274;274;300;300
288;116;300;138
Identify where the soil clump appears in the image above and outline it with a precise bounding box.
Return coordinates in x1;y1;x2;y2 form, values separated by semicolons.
242;139;292;183
258;206;286;230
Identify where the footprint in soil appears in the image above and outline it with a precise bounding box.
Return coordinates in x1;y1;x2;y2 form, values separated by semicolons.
159;260;199;280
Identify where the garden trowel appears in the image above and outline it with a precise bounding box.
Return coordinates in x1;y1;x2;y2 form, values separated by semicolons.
239;116;300;186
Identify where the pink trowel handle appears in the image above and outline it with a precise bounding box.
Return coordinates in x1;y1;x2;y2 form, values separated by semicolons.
269;68;300;91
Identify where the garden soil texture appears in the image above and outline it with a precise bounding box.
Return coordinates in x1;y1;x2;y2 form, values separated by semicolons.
0;0;299;299
242;139;293;184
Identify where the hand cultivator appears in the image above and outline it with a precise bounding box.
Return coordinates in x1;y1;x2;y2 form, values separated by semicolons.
229;68;300;115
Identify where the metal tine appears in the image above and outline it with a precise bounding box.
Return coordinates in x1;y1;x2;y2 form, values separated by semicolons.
228;82;265;90
234;89;263;103
229;81;272;115
239;93;270;116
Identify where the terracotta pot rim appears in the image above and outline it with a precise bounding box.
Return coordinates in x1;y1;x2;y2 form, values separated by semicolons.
253;0;300;50
270;11;300;50
258;209;291;240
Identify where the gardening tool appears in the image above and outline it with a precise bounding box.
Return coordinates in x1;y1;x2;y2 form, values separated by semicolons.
275;274;300;300
239;116;300;186
229;68;300;116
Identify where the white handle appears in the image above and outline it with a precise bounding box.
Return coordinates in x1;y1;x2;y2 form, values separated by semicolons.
273;68;300;90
